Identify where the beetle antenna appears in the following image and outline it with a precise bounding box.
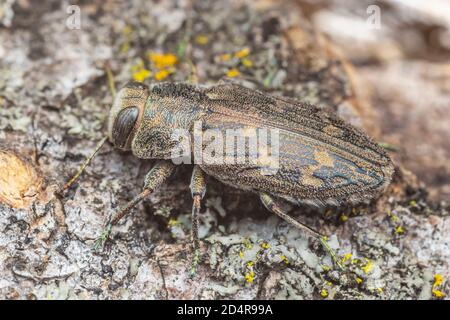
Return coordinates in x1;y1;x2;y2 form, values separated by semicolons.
62;136;108;192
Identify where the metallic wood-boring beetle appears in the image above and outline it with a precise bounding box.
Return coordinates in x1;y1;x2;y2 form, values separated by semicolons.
69;81;394;273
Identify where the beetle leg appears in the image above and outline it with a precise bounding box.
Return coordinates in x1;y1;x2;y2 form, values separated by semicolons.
260;193;345;271
260;193;322;237
188;165;207;277
93;160;176;251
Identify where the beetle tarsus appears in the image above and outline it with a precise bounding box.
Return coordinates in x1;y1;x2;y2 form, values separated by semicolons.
189;247;201;278
93;223;112;251
189;194;201;277
189;166;207;277
260;193;345;271
260;193;322;237
319;236;346;271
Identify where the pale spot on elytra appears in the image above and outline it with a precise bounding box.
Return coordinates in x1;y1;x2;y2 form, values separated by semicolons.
299;150;335;187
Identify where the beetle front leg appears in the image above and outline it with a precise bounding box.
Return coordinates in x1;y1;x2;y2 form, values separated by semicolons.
93;160;176;251
189;165;206;276
260;193;345;271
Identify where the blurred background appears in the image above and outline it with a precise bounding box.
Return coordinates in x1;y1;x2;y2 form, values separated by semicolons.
299;0;450;202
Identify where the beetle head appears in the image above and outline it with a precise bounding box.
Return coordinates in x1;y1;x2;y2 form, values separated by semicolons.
108;82;149;150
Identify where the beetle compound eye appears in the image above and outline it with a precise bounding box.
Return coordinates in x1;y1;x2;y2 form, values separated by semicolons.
112;107;139;148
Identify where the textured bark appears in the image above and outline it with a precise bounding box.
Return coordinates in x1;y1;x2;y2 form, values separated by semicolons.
0;0;448;299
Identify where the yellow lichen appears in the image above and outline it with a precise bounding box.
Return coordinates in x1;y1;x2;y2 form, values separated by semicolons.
239;251;244;259
226;68;241;78
387;211;399;222
432;289;445;298
362;259;374;274
131;61;151;82
432;274;445;298
247;261;254;267
195;35;209;45
168;218;178;227
261;242;270;249
218;53;232;62
148;52;178;69
241;58;253;68
341;253;352;263
235;47;250;58
120;42;130;54
122;25;133;36
154;69;170;81
245;271;255;284
133;68;151;82
120;25;133;54
434;274;443;287
340;215;349;222
243;239;253;250
320;289;328;298
280;255;289;265
356;277;363;284
395;226;404;234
